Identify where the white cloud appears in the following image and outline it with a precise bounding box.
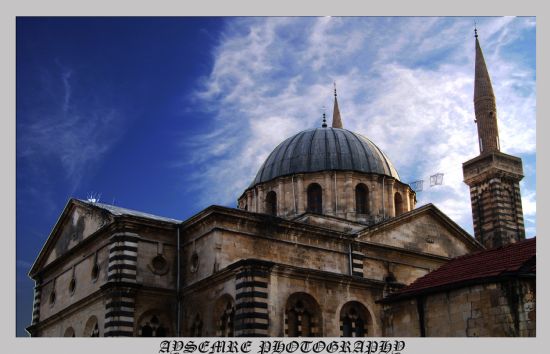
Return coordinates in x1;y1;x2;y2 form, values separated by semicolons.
18;67;123;191
184;17;536;235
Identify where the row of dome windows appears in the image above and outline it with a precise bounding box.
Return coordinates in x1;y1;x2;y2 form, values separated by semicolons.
260;183;406;217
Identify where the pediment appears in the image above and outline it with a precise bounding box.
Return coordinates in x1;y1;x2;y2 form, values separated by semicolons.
30;199;114;276
357;204;483;258
293;213;365;233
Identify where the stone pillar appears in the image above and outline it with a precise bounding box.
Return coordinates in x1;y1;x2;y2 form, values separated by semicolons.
345;172;354;215
408;188;416;211
387;179;396;218
103;232;139;337
378;176;386;218
324;171;333;215
277;179;284;216
257;185;265;214
246;190;253;212
367;175;376;217
234;261;271;337
296;174;305;214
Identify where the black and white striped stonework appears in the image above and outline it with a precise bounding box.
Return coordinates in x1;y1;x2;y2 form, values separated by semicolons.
104;289;136;337
351;250;364;277
234;265;269;337
104;232;138;337
31;282;41;325
284;311;319;337
339;317;366;337
107;233;138;283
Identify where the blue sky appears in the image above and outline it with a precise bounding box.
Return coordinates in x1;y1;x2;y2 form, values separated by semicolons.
16;17;536;336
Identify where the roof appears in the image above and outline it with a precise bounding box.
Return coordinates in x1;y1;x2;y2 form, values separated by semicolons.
381;237;536;303
359;203;484;251
76;199;181;224
250;127;400;187
29;199;181;277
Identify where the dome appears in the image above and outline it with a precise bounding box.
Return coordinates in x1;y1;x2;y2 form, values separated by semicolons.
250;127;400;187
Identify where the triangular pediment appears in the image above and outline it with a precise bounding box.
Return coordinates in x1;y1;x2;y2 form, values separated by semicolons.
292;213;365;233
357;204;483;258
29;199;114;276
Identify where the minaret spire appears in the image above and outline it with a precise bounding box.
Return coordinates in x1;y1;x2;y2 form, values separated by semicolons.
474;28;500;153
463;26;526;249
332;82;343;129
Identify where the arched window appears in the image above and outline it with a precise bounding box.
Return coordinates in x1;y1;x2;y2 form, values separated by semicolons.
307;183;323;214
355;184;369;214
83;316;100;337
190;314;203;337
64;327;75;337
215;295;235;337
394;192;404;216
138;312;171;337
339;301;371;337
285;292;322;337
265;191;277;216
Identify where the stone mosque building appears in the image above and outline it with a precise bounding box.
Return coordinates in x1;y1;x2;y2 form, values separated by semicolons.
27;32;535;337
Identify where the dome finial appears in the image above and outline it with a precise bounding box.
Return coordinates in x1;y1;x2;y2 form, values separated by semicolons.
322;106;327;128
332;82;343;128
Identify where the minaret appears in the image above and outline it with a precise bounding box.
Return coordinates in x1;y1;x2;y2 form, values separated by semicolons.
332;82;343;128
473;27;500;153
462;29;526;249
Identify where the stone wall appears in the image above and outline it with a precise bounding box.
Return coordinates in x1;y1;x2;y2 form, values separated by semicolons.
180;211;450;290
382;278;536;337
463;151;525;249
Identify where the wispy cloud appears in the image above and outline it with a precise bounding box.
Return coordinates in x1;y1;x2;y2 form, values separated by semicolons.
18;65;124;191
182;17;536;235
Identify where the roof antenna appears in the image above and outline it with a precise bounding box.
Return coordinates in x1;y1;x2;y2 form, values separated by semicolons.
322;106;327;128
87;192;101;204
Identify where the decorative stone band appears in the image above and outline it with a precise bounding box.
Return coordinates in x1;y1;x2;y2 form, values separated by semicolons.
104;232;139;337
104;289;136;337
31;282;41;325
351;250;364;277
234;263;270;337
108;233;138;283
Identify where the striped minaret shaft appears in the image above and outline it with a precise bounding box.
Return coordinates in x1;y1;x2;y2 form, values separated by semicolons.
104;232;138;337
234;264;269;337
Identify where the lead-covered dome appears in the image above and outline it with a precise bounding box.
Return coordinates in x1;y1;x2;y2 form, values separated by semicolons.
250;127;400;187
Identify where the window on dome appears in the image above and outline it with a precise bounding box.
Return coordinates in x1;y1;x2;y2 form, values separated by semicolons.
265;191;277;216
355;184;369;214
307;183;323;214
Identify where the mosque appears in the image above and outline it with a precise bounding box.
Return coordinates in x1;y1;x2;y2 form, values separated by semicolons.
27;32;535;337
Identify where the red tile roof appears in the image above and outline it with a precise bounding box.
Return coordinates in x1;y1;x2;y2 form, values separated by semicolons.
381;237;536;303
